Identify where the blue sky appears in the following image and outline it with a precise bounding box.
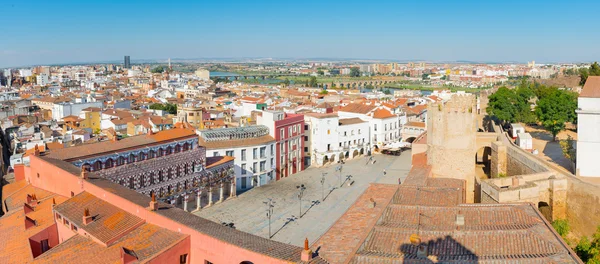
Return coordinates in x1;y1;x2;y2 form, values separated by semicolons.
1;0;599;67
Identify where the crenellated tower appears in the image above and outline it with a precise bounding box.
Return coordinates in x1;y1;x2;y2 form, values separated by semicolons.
427;94;477;203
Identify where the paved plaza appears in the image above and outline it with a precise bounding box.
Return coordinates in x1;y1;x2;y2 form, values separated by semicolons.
194;151;412;246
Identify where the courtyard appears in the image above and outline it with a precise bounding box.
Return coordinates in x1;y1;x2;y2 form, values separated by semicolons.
194;151;412;246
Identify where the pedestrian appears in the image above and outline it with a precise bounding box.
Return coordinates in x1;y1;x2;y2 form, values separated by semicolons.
383;169;387;175
373;159;377;164
398;178;402;184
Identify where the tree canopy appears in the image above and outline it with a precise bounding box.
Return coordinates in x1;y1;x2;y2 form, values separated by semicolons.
149;103;177;115
151;66;166;73
580;62;600;85
349;67;360;77
535;88;578;141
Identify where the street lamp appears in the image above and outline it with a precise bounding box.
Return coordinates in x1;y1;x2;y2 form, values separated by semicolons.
336;164;343;187
296;184;306;218
320;172;327;201
263;198;275;239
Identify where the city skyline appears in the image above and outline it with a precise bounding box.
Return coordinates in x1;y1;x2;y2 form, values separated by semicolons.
1;0;600;68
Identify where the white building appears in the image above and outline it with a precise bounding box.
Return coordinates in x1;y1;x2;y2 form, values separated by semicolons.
51;101;103;121
577;76;600;177
304;113;370;167
337;103;404;150
199;125;276;191
195;69;210;80
36;73;49;86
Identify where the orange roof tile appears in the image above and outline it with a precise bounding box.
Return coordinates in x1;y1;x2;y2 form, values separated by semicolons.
371;108;395;119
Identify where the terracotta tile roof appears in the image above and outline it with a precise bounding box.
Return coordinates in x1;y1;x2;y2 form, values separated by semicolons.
405;121;426;128
3;184;56;212
304;112;338;119
206;156;235;169
339;117;366;126
339;103;377;114
45;141;64;150
199;134;275;149
0;192;67;263
371;108;396;119
1;181;28;204
313;184;399;264
581;76;600;98
53;191;145;245
34;223;187;264
44;127;196;161
318;155;579;263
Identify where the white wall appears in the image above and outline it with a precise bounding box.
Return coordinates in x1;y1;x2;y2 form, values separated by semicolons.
577;97;600;177
52;101;103;120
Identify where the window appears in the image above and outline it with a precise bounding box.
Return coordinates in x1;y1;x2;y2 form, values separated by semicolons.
241;177;247;189
270;144;274;155
288;127;292;136
374;124;377;131
41;239;50;253
260;147;266;158
280;143;284;152
327;144;331;151
385;124;388;131
213;151;218;157
226;150;234;157
241;149;247;161
280;129;284;139
253;162;257;173
304;136;308;141
344;131;347;136
293;125;297;133
270;158;274;168
180;254;188;264
72;224;78;232
358;129;361;134
64;219;70;226
304;147;308;152
241;164;246;174
253;148;258;159
260;161;266;172
304;124;308;130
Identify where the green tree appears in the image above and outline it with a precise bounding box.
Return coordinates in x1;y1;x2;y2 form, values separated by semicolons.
319;90;328;95
349;67;360;77
560;135;577;163
383;89;392;95
308;76;318;87
151;66;165;73
422;73;430;80
552;219;571;239
535;89;578;141
486;87;518;123
149;103;165;111
282;78;290;86
317;70;324;76
575;226;600;263
580;62;600;85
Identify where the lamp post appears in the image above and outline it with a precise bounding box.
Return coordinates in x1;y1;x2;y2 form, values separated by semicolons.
336;164;343;187
296;184;306;218
263;198;275;239
320;172;327;201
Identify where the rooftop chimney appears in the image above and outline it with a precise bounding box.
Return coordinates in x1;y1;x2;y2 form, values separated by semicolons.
25;216;37;229
52;197;56;207
512;176;521;187
34;144;40;156
27;194;39;207
24;203;35;214
83;208;93;225
301;238;313;261
149;193;158;211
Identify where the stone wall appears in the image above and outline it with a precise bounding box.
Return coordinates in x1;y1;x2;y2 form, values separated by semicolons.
427;94;477;203
566;177;600;237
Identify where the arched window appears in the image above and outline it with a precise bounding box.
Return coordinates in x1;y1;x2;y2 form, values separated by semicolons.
129;177;135;189
149;150;155;159
176;166;181;177
159;171;163;182
129;154;135;163
157;149;164;157
140;175;145;187
93;160;102;171
150;172;155;184
168;168;173;180
139;152;145;161
105;159;114;169
117;157;125;166
183;143;189;151
166;146;173;155
184;164;189;174
175;145;181;153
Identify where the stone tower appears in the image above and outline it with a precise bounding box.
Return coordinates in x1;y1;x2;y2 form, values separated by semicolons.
427;94;477;203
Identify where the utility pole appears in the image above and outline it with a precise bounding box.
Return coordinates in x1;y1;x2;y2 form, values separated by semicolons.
296;184;306;218
263;198;275;239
